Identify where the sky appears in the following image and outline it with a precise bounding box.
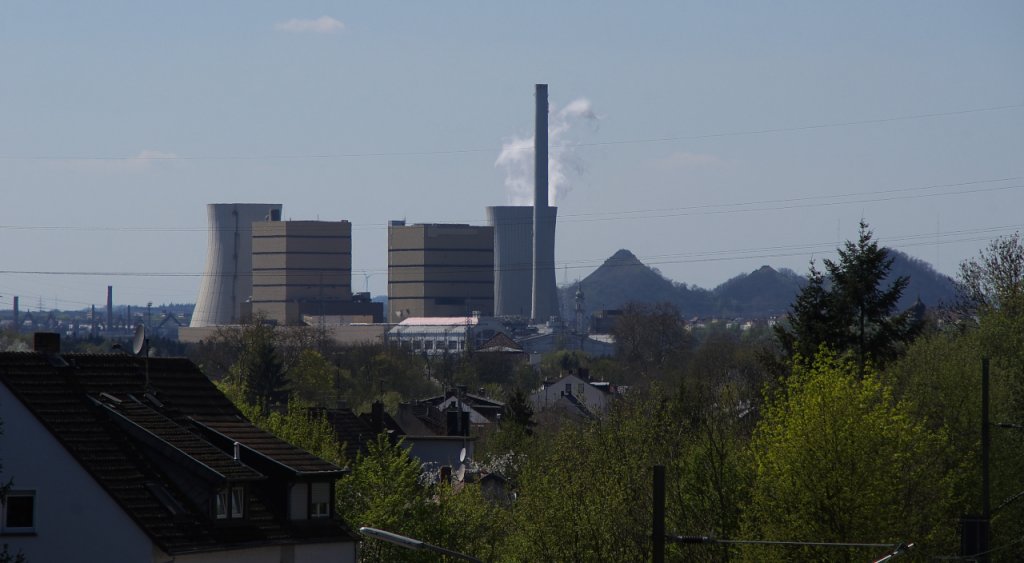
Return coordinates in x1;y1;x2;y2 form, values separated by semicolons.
1;1;1022;311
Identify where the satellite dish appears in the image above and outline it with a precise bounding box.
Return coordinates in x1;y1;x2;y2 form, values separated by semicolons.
455;463;466;482
132;324;147;356
459;447;467;464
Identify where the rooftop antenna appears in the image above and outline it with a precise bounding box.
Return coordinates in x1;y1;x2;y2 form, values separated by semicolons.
132;324;150;389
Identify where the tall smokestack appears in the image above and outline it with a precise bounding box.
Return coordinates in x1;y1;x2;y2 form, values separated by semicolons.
12;296;18;333
106;285;113;333
532;84;548;321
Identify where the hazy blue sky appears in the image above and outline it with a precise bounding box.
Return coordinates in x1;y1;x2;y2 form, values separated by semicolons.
1;1;1022;311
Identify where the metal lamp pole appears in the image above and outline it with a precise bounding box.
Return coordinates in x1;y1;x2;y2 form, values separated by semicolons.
360;526;484;563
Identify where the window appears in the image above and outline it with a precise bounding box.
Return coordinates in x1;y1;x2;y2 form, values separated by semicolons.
215;490;228;520
3;491;35;533
310;482;330;519
230;486;245;518
412;340;422;350
290;483;308;520
448;340;458;351
215;486;245;520
424;340;433;350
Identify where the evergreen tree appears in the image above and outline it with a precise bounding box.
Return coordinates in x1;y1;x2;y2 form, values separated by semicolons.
775;221;921;374
773;261;833;364
235;321;287;410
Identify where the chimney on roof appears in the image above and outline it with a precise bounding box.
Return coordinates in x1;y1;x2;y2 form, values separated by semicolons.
33;332;60;354
371;401;384;434
233;441;241;461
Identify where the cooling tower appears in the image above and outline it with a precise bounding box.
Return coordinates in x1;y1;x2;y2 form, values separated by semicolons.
190;203;282;327
531;84;559;321
488;205;557;318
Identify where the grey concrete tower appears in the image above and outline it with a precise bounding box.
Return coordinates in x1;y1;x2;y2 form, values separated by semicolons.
190;203;282;327
488;205;556;318
531;84;558;321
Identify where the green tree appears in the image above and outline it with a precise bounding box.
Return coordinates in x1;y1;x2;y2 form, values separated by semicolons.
774;221;921;375
772;261;834;367
236;398;345;466
236;322;286;410
957;231;1024;316
337;434;435;562
507;389;680;562
613;301;690;380
742;350;957;561
288;349;336;406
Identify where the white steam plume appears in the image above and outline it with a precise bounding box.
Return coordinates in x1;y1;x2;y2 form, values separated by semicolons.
495;97;599;206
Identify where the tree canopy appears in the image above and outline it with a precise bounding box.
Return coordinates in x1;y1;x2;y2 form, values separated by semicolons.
774;221;922;374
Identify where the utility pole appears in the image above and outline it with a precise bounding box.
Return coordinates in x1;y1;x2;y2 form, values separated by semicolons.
981;357;991;562
653;465;665;563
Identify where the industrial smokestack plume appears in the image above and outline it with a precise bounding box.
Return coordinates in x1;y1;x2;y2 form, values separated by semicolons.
190;203;283;327
531;84;558;321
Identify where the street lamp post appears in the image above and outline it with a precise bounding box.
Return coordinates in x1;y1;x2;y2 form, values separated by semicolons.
359;526;484;563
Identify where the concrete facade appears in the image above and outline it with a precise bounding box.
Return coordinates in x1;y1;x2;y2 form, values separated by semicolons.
251;220;352;325
191;203;282;327
388;223;494;320
487;205;557;318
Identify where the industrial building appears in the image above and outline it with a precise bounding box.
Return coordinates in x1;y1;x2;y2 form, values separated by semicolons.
386;315;505;356
487;205;557;318
387;221;494;320
484;84;559;322
250;218;354;325
191;203;282;327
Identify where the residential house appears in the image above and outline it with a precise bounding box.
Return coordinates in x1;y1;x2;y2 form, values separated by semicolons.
530;372;622;416
0;333;357;563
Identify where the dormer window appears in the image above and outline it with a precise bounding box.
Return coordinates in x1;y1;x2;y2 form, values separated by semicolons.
289;482;332;520
310;482;330;519
215;485;245;520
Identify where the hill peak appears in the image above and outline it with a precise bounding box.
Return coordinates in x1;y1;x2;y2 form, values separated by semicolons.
605;249;642;266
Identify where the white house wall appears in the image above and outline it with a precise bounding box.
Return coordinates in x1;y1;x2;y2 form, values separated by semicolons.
0;383;154;563
531;374;609;414
172;542;355;563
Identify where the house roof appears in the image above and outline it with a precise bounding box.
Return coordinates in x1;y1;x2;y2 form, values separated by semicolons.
0;351;354;555
477;333;524;353
397;317;481;327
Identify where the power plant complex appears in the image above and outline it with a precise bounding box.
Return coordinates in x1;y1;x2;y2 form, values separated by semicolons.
188;84;561;332
191;203;282;327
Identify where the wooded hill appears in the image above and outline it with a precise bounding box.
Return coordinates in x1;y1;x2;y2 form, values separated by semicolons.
561;248;957;319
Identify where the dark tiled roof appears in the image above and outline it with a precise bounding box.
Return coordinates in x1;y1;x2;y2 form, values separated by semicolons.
100;398;264;482
0;352;354;555
191;415;343;476
325;409;372;462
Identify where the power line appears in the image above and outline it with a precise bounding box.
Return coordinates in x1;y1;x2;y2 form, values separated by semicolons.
0;176;1019;233
0;103;1020;162
1;222;1018;281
